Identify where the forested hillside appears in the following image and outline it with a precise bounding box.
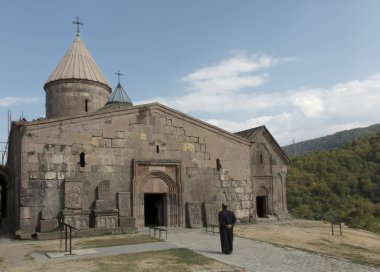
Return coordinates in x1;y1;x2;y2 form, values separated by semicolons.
282;123;380;155
287;132;380;233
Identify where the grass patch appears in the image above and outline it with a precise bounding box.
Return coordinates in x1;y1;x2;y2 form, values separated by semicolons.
96;248;215;272
45;248;239;272
74;234;162;249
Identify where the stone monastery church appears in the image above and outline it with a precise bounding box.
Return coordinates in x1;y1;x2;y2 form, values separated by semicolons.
0;28;289;239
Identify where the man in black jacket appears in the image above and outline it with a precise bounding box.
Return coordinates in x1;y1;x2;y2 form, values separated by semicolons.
218;203;236;254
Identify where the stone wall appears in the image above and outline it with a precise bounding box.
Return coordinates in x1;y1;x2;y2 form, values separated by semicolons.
45;80;111;119
9;103;286;236
250;129;288;215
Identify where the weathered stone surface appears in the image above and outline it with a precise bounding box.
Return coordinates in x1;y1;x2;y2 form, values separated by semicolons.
64;181;83;209
95;199;116;210
41;207;56;220
117;192;131;217
63;209;91;230
19;218;34;234
203;201;220;226
20;207;32;219
40;219;58;232
36;231;60;240
186;202;202;228
94;212;118;229
119;216;135;227
18;233;33;240
97;180;110;199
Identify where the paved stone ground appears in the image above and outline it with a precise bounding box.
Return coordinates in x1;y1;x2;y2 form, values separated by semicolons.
157;228;380;272
4;227;380;272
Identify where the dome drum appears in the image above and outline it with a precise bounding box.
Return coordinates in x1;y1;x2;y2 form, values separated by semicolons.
45;79;111;119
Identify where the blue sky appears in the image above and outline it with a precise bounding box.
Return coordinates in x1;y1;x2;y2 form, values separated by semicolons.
1;1;380;149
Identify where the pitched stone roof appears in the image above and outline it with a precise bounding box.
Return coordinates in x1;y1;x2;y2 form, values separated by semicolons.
235;126;289;163
45;34;110;88
234;126;263;140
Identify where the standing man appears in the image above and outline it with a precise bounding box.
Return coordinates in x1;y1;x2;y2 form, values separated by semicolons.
218;203;236;254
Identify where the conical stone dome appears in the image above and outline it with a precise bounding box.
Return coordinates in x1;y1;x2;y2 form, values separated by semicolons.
98;82;133;112
44;34;112;119
45;35;110;86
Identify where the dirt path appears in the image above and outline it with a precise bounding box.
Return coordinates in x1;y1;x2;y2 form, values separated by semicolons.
235;219;380;265
0;236;63;271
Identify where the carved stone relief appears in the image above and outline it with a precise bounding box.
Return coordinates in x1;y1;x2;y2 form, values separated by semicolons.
186;202;202;228
97;180;110;199
64;181;83;209
203;201;220;226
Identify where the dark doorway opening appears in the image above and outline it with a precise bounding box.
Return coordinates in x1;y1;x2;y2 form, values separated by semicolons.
144;194;165;227
256;196;267;218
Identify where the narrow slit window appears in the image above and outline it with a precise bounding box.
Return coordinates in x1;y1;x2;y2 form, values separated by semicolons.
259;154;263;164
79;152;86;167
156;145;160;153
85;99;88;112
216;158;221;171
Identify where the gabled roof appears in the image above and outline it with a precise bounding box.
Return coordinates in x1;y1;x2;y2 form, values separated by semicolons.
20;102;251;146
235;126;289;163
44;34;110;88
235;126;263;140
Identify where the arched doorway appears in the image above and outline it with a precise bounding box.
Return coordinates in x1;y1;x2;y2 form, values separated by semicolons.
133;161;182;228
256;187;268;218
144;193;165;226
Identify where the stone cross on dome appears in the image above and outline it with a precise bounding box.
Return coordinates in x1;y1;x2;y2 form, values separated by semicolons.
115;70;123;84
72;17;83;35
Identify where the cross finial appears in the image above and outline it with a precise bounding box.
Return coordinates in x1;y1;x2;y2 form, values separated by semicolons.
72;17;83;35
115;70;124;84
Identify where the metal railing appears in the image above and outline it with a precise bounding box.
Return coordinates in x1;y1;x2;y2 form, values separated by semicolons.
60;221;79;255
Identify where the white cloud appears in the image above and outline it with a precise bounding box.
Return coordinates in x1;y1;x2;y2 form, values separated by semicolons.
0;97;42;107
137;53;380;145
183;54;276;82
181;54;280;96
291;89;324;117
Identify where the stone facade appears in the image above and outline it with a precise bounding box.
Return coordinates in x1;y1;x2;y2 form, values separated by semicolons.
5;103;289;237
1;32;289;238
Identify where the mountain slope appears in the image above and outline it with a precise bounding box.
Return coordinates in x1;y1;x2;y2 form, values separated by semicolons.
287;132;380;233
282;123;380;155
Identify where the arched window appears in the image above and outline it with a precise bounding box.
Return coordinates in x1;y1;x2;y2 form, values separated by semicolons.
79;152;86;167
216;158;221;171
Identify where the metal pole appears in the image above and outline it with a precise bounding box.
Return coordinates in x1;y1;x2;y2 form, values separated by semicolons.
69;227;72;255
70;228;73;255
65;225;68;251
